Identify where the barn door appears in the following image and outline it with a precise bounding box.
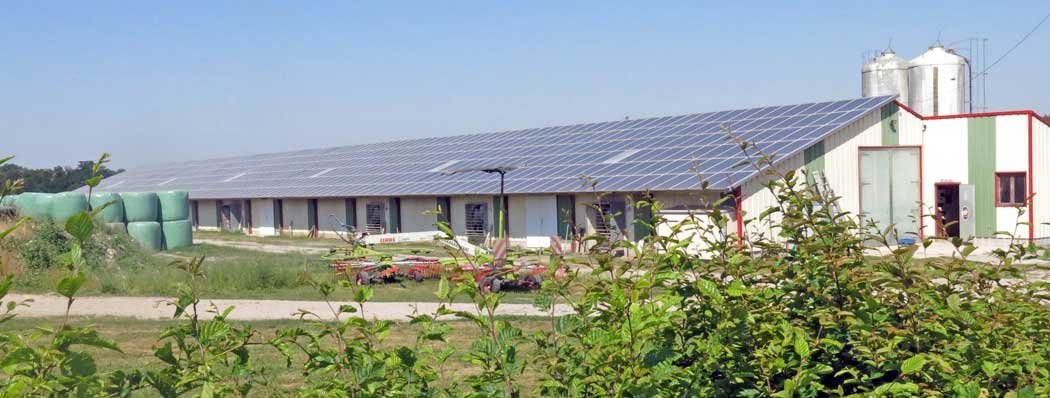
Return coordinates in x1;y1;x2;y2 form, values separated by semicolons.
860;148;920;244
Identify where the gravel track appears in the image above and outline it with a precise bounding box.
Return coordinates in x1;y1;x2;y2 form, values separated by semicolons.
5;294;571;321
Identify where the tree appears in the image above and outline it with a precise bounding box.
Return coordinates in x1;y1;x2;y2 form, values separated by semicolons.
0;160;123;193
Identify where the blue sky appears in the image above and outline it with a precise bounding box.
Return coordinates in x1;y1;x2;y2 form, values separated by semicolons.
2;1;1048;168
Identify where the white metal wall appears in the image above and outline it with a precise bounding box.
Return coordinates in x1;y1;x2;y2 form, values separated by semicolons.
820;107;887;216
921;118;968;237
739;152;804;240
250;199;276;236
317;199;347;233
995;115;1030;234
195;200;219;230
282;199;309;234
522;195;557;248
400;197;438;233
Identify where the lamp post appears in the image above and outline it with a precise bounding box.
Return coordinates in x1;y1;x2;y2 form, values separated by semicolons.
442;165;520;240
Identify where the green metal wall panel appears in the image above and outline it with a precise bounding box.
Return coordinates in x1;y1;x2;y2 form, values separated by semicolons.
556;194;575;239
345;198;356;229
968;118;996;237
881;103;900;146
307;199;318;229
388;197;401;233
633;198;653;239
273;199;282;230
491;196;509;237
436;197;451;224
803;141;825;185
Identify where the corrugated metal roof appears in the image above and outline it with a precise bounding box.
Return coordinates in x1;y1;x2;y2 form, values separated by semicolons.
93;96;896;199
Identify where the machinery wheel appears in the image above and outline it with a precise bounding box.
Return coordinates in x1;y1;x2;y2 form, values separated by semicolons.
525;275;542;290
356;272;372;285
479;276;496;293
412;271;424;283
489;277;502;293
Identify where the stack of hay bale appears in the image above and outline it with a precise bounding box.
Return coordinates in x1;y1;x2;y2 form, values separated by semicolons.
157;191;192;250
9;190;192;251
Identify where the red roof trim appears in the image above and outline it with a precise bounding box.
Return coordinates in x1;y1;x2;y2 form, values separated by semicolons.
894;100;1050;127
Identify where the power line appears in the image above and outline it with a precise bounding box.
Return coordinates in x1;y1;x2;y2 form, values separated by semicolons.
982;12;1050;73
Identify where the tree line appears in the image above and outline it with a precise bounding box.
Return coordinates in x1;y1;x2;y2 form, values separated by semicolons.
0;161;123;193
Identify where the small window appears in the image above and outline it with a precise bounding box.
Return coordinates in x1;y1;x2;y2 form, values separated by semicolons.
365;202;385;233
996;172;1027;207
464;203;488;237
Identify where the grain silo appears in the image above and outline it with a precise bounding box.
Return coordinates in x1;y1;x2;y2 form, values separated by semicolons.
907;44;966;116
862;50;911;104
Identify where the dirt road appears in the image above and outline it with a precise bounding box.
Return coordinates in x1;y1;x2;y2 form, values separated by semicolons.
194;238;330;254
4;294;572;321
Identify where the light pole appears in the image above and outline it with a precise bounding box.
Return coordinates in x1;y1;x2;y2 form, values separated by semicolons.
442;165;520;240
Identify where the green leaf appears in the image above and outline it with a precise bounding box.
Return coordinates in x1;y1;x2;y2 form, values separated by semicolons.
65;211;94;242
793;333;810;358
946;294;961;311
56;272;86;299
437;277;450;300
696;278;722;302
726;280;748;297
85;176;103;188
353;286;373;304
900;354;926;375
154;342;177;365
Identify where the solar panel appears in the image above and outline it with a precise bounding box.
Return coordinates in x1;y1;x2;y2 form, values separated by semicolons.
93;96;896;199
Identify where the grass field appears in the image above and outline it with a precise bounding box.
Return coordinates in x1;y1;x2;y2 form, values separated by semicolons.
1;316;551;397
10;241;549;304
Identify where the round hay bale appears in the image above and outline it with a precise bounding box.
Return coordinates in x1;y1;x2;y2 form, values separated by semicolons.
90;192;125;223
121;192;159;222
162;219;193;249
157;191;189;221
16;192;54;221
49;192;88;222
127;221;162;250
0;194;18;210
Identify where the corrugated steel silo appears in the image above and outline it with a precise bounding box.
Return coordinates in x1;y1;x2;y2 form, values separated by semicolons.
907;44;966;116
862;50;911;104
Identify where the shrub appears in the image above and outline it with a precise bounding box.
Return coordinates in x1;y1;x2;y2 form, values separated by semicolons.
2;149;1049;397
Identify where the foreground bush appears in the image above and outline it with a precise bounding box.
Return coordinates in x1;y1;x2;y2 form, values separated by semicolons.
1;150;1049;397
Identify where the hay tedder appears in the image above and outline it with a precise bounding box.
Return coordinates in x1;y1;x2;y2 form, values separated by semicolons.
323;214;563;289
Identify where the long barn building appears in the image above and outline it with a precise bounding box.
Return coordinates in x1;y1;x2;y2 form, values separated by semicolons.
94;96;1050;247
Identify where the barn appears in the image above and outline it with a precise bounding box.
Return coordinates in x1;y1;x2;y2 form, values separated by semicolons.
92;95;1050;247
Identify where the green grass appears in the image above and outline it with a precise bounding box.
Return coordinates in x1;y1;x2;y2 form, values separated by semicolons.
12;243;547;303
1;316;551;397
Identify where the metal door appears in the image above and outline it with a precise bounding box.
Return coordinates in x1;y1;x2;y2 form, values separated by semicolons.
958;184;975;241
860;148;920;243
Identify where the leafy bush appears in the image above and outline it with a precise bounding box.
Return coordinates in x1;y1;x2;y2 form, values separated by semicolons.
10;221;69;269
2;149;1049;397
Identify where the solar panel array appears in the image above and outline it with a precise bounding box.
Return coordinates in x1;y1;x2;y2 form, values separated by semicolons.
94;96;896;199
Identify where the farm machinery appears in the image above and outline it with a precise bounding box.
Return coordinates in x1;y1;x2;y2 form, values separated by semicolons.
322;214;563;291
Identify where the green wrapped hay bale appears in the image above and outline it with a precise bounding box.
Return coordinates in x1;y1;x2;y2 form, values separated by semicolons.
157;191;190;221
49;192;88;222
127;221;162;250
105;222;127;234
121;192;159;222
16;192;53;220
0;194;17;208
162;219;193;249
90;192;125;223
